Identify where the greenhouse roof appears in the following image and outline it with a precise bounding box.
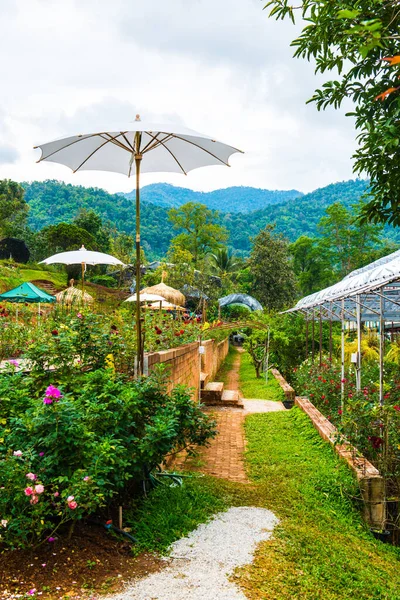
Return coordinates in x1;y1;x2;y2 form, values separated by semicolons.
287;251;400;320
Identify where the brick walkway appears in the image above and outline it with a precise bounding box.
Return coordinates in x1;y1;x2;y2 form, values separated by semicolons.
174;410;249;482
173;345;285;483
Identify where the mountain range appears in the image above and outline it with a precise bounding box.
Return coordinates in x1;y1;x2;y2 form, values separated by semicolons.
125;183;303;212
23;178;397;259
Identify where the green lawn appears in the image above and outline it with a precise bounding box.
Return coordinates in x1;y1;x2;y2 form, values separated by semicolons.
239;350;284;401
125;407;400;598
0;261;66;293
238;408;400;600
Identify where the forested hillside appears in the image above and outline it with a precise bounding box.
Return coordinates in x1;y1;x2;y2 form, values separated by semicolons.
125;182;303;212
22;178;396;258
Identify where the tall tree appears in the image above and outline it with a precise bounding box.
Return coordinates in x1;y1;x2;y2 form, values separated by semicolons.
318;201;384;277
73;209;111;252
264;0;400;226
168;202;227;266
248;225;297;310
0;180;29;238
289;235;332;295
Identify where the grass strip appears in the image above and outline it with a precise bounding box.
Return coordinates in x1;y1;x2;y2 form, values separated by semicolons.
238;408;400;600
125;476;262;555
239;350;284;401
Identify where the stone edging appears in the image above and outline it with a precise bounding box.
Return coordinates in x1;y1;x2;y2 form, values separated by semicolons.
269;368;385;529
295;396;385;530
270;368;295;401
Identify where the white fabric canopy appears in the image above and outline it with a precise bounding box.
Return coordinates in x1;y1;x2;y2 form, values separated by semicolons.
40;246;125;266
34;120;242;177
125;292;165;302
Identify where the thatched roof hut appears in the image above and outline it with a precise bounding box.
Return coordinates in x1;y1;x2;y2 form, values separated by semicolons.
140;282;185;306
56;284;94;306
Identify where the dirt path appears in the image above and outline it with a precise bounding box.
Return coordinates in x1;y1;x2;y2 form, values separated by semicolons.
173;348;284;483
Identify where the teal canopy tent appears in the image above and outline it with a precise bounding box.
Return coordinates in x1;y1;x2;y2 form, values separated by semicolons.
0;282;56;303
0;282;56;321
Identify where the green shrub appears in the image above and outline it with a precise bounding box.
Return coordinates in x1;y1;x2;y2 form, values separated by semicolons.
0;367;216;549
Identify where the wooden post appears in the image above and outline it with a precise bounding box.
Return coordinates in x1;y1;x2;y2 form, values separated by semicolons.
379;290;384;406
312;312;315;363
305;314;309;359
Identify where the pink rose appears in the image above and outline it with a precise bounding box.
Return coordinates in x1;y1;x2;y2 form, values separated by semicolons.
35;484;44;494
67;495;74;502
68;501;78;510
83;476;90;481
26;473;37;481
30;495;39;505
13;450;23;457
54;491;60;497
44;385;63;404
25;486;34;496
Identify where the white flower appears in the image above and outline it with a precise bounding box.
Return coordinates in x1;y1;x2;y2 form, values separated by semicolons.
1;519;8;528
13;450;23;457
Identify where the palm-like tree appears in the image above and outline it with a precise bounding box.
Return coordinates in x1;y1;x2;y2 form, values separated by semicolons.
210;248;239;276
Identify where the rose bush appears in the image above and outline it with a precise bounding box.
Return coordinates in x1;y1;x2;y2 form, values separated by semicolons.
293;359;400;497
0;366;216;549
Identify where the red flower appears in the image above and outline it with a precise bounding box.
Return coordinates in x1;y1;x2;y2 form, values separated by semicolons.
51;329;59;336
179;330;184;335
338;409;343;415
394;405;400;412
368;436;384;449
321;395;325;399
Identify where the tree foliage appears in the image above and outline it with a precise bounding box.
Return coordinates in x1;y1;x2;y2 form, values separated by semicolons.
264;0;400;225
248;225;297;310
0;180;29;238
168;202;227;265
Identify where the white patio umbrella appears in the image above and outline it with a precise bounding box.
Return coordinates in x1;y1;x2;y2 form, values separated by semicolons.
124;292;165;303
34;116;243;374
40;246;125;296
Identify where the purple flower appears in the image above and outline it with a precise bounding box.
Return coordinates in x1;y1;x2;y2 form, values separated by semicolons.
45;385;62;399
43;385;63;404
39;451;45;457
77;313;83;319
7;359;19;367
47;536;56;543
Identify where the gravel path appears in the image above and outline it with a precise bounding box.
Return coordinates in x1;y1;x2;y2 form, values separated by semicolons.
107;507;278;600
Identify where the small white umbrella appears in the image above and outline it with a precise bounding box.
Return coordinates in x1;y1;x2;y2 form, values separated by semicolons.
125;292;165;303
40;245;125;296
35;116;243;373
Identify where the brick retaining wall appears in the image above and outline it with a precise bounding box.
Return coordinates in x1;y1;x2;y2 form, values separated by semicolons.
146;337;229;400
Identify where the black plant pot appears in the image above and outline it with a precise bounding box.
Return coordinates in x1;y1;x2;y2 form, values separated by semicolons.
283;400;294;410
370;529;392;543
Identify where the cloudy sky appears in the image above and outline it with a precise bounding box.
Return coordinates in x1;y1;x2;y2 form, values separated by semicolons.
0;0;357;195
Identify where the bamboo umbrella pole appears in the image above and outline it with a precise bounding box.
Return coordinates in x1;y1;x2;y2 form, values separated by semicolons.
135;148;143;376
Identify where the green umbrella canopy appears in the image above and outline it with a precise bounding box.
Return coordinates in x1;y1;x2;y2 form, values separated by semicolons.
0;282;56;303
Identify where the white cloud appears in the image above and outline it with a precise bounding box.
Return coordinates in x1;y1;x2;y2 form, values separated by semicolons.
0;0;357;195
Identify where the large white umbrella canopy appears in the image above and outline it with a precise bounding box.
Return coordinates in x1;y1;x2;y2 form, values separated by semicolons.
35;115;243;374
34;118;242;176
40;245;125;296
